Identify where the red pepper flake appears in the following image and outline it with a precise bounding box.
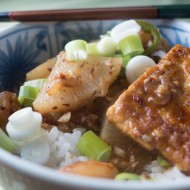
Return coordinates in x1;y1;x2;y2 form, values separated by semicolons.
92;91;96;96
59;73;67;79
80;61;85;68
90;67;95;75
109;70;113;75
52;106;58;110
48;68;52;72
0;106;5;111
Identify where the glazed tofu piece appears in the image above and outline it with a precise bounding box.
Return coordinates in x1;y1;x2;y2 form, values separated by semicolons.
107;45;190;173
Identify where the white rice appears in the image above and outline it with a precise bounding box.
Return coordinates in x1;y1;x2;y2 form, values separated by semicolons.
46;127;88;168
19;126;89;169
143;160;188;180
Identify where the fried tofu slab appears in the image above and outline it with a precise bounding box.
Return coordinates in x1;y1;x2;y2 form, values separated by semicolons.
107;45;190;173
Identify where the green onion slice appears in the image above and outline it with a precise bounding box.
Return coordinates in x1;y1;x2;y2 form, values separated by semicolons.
157;156;170;168
100;31;110;39
18;97;35;107
24;79;46;89
87;37;116;57
19;86;39;99
97;37;117;56
122;54;131;67
115;172;141;181
118;54;131;79
18;86;40;106
118;34;144;56
136;20;161;55
77;130;111;162
86;42;101;56
0;129;16;152
65;40;87;61
110;20;141;43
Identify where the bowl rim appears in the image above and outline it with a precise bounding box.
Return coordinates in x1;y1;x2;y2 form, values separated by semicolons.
0;147;190;190
1;19;190;33
1;19;190;190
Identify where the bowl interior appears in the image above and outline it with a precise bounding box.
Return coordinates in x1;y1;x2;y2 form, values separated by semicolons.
1;19;190;190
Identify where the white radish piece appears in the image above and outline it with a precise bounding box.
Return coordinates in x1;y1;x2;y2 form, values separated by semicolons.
33;52;122;114
26;57;57;81
21;141;50;165
126;55;156;84
110;20;141;43
6;107;42;145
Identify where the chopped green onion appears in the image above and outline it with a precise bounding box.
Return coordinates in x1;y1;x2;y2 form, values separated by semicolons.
6;107;42;145
157;156;170;168
110;20;141;43
19;86;39;99
118;55;131;78
70;50;87;60
0;129;16;152
122;55;131;67
87;37;117;57
115;172;141;181
118;34;144;56
100;31;110;39
65;40;87;61
136;20;161;55
24;79;46;89
18;86;40;106
97;37;117;56
18;97;35;107
113;54;122;58
86;42;101;56
77;130;111;162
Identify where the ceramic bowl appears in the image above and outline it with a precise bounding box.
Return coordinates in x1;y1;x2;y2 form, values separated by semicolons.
1;19;190;190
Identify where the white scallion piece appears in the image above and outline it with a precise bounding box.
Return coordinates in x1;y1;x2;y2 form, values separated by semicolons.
99;31;110;39
86;42;100;56
110;20;141;43
70;50;87;60
126;55;156;84
6;107;42;145
21;140;50;165
97;36;117;56
65;40;87;61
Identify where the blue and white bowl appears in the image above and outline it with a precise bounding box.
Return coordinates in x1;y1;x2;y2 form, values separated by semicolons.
0;19;190;190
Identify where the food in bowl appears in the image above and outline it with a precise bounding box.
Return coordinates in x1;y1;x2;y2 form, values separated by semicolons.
0;19;189;181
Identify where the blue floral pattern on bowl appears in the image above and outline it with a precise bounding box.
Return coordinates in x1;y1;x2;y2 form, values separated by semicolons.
0;20;190;92
54;20;120;52
0;26;52;92
159;25;190;47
